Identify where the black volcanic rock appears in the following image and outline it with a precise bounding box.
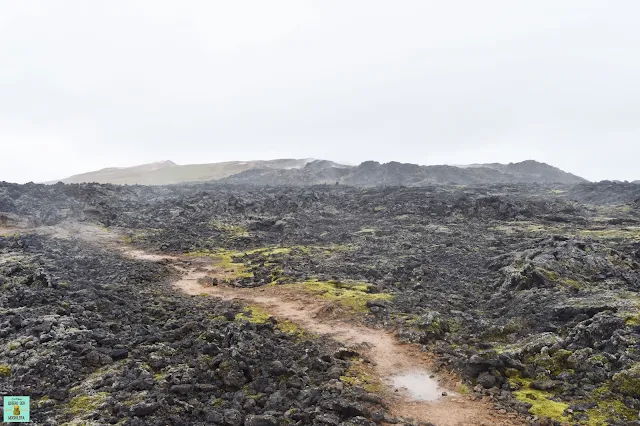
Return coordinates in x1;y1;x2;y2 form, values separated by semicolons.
1;179;639;424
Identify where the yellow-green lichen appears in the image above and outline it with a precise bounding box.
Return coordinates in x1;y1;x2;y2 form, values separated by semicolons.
579;227;640;241
66;392;110;416
122;393;146;407
0;364;11;376
456;383;471;395
541;269;560;281
513;387;569;422
235;305;272;324
611;364;640;396
511;377;569;422
340;361;382;393
235;305;303;335
534;349;573;375
283;280;393;313
624;313;640;326
562;278;582;289
577;384;640;425
209;221;249;238
185;249;253;280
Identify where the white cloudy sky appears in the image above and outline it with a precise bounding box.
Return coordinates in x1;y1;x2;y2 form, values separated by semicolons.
1;1;639;183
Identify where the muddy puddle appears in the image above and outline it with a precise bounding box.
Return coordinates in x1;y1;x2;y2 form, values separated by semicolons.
390;372;443;401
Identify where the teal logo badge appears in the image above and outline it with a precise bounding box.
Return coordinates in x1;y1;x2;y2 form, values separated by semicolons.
3;396;30;422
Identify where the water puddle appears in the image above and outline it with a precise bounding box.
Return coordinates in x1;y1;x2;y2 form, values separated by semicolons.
390;372;443;401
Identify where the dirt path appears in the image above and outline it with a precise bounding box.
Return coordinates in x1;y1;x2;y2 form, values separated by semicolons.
4;222;525;426
169;259;523;426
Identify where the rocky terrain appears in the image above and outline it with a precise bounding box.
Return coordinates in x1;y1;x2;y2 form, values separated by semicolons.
48;159;587;186
1;180;640;425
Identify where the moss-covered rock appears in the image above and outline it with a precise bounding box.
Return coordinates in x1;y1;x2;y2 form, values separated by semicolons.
0;364;10;376
513;385;569;422
612;364;640;397
65;392;110;416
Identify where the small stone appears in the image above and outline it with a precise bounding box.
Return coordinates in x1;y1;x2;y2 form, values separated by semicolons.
110;348;129;360
132;402;159;416
334;347;359;360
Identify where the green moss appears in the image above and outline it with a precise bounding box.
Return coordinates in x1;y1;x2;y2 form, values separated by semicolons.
66;392;110;416
504;368;520;378
122;393;146;407
541;269;560;281
577;384;639;425
206;314;228;322
276;319;303;335
374;206;385;212
457;383;471;395
562;278;582;289
8;341;21;350
340;361;382;393
448;318;462;333
0;364;10;376
535;349;573;375
235;305;304;335
588;355;609;366
482;318;525;341
513;386;569;422
235;305;272;324
579;228;640;241
185;249;253;279
36;396;53;409
586;399;638;425
186;244;354;284
59;281;71;288
209;221;249;238
284;280;393;313
624;312;640;326
245;246;292;256
612;364;640;396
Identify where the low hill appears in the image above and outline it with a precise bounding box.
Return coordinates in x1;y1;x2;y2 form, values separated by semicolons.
47;159;316;185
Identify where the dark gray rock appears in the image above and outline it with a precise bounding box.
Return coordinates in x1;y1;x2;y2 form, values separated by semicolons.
477;372;497;389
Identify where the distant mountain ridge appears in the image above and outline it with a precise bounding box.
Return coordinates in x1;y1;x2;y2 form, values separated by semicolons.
221;159;588;186
47;159;588;186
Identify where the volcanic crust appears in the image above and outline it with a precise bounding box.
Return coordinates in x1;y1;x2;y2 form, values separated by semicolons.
1;181;639;425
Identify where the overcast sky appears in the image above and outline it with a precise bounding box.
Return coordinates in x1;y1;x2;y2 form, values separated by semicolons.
1;1;639;183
